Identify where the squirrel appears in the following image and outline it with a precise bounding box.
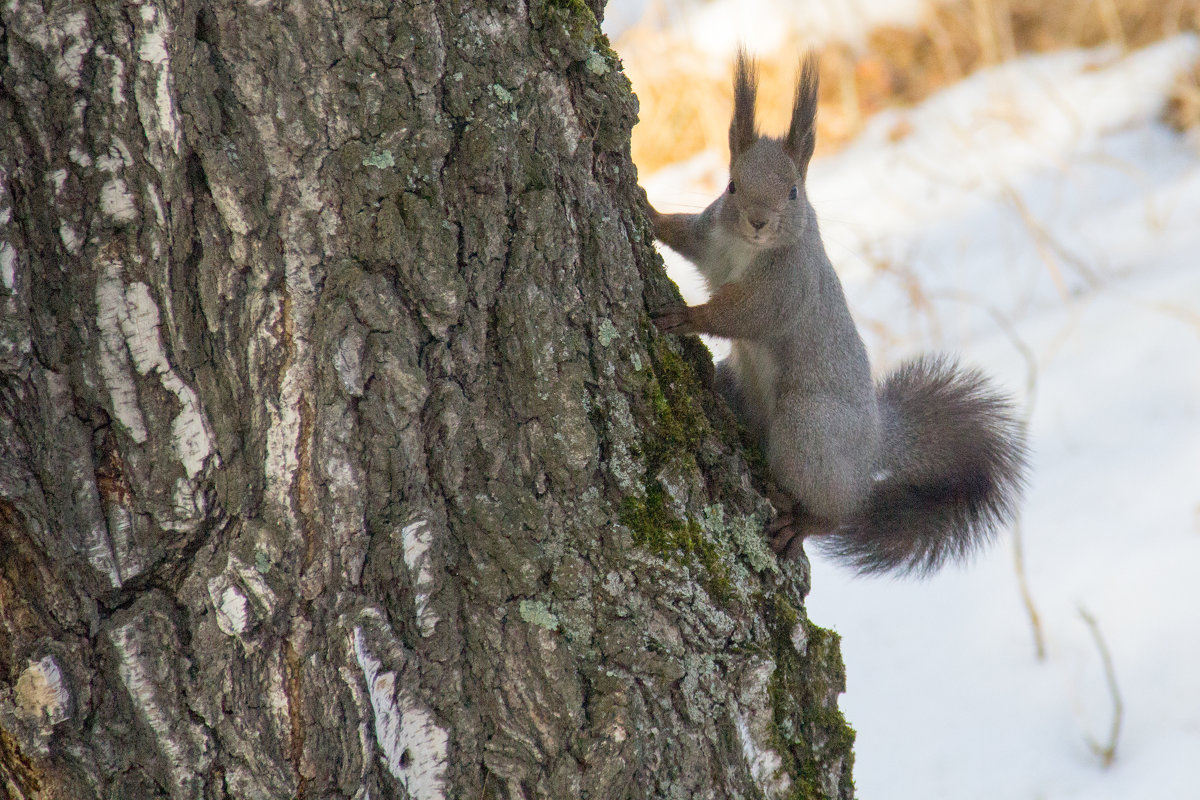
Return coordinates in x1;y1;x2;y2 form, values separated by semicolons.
646;50;1029;576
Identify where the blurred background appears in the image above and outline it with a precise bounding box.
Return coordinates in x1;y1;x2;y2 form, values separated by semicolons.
606;2;1200;798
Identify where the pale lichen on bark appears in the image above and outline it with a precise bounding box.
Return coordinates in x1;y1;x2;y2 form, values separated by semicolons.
0;655;73;760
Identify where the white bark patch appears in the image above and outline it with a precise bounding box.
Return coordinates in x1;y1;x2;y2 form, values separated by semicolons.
135;3;181;155
0;242;15;291
139;31;167;64
231;554;278;614
264;382;302;525
401;521;439;637
145;181;166;261
120;281;169;373
97;137;134;172
251;148;325;529
735;660;791;797
103;503;140;582
109;614;210;800
790;623;808;655
120;282;215;478
735;712;788;794
334;327;366;396
209;181;250;236
111;626;184;760
212;583;250;636
48;168;68;195
111;55;127;105
13;7;91;88
540;74;582;157
94;266;216;480
96;267;149;442
152;58;180;150
15;655;72;725
93;45;126;107
169;399;213;480
58;222;81;254
338;661;376;788
167;476;205;529
101;176;138;223
146;181;166;226
205;555;277;640
52;11;89;87
352;627;448;798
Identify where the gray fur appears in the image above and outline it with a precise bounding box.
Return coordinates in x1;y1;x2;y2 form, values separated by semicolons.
648;51;1029;577
825;355;1029;575
785;53;819;178
730;47;759;163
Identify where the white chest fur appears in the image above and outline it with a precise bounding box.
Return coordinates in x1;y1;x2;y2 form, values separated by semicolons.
699;227;758;289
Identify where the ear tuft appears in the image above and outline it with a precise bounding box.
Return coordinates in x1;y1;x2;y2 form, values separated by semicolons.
729;47;759;164
786;52;819;178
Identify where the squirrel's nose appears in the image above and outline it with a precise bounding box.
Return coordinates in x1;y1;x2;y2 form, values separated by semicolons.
750;219;767;231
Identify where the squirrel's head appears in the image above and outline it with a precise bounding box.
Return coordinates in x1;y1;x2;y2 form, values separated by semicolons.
723;49;819;247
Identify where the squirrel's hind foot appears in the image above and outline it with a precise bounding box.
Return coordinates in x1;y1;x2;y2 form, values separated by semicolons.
768;503;837;561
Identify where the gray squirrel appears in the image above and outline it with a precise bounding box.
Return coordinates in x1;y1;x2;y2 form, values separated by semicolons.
646;50;1029;575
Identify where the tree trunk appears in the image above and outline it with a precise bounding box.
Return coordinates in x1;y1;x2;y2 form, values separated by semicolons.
0;1;854;797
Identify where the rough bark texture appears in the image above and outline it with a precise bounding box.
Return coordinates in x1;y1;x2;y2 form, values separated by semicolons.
0;1;855;798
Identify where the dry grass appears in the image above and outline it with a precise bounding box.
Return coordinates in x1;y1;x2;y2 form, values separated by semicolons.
623;0;1200;173
1164;56;1200;131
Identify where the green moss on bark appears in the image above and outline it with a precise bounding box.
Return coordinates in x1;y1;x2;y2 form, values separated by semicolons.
617;481;733;602
763;594;857;799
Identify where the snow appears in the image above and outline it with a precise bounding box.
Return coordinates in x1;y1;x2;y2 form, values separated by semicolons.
621;6;1200;796
605;0;929;49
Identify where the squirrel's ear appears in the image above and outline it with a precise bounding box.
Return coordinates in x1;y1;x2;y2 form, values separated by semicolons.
786;53;819;179
729;47;758;163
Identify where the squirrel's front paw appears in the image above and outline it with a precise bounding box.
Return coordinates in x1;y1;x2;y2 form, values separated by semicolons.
651;306;694;334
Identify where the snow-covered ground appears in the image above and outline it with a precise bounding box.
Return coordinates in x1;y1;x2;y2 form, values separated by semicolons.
604;0;930;50
618;4;1200;796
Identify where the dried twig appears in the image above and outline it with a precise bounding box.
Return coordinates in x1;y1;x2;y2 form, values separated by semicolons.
923;288;1046;658
1079;607;1123;768
1001;184;1100;297
1011;519;1044;659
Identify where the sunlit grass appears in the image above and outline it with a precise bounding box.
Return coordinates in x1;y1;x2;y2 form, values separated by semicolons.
619;0;1200;173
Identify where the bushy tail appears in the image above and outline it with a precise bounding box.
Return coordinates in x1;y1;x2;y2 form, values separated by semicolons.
820;355;1030;576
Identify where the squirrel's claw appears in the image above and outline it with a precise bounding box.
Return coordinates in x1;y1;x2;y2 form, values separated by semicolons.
769;516;806;561
651;306;693;334
769;504;833;561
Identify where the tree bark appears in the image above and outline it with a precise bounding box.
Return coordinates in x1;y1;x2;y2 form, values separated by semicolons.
0;1;855;798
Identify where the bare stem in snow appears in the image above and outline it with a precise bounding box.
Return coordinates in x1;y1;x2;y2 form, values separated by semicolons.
1080;607;1123;768
926;288;1046;660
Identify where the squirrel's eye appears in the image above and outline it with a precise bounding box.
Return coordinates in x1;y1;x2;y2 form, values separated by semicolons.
727;181;737;194
789;185;798;200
